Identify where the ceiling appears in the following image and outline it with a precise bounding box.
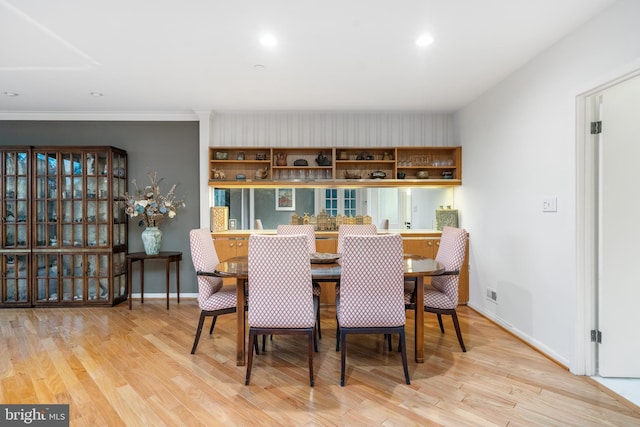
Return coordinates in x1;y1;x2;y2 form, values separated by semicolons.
0;0;616;116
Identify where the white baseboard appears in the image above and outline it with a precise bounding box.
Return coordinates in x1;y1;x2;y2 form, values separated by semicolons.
130;293;198;299
467;302;570;368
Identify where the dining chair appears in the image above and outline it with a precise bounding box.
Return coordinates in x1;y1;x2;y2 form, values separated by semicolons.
334;223;378;297
336;233;410;386
189;228;238;354
276;224;323;339
336;224;377;254
405;226;468;352
245;234;317;386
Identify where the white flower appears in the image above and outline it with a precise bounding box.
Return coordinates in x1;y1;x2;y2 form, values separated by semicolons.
123;171;185;227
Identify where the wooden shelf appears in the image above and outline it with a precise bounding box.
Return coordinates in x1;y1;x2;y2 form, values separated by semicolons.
209;146;461;187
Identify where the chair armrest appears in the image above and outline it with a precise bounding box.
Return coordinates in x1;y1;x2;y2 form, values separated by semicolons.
196;270;220;277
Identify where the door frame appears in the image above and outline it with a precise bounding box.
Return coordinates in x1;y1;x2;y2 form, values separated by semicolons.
575;68;640;375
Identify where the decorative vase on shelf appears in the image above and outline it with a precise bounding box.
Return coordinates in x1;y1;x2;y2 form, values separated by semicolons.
141;227;162;255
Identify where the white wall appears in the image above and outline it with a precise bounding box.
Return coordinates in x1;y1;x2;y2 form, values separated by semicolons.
454;0;640;368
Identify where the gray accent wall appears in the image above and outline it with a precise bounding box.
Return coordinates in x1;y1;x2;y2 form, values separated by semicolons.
0;120;200;297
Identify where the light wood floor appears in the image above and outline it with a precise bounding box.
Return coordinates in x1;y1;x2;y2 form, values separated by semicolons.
1;300;639;427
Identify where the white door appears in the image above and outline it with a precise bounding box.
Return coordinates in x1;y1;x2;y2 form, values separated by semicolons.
598;75;640;377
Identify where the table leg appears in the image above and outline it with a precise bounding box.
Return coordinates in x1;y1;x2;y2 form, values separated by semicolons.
128;259;133;310
176;260;180;304
165;258;170;310
414;276;425;363
139;260;145;304
236;278;246;366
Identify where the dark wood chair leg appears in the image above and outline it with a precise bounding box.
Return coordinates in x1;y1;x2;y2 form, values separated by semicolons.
316;305;322;339
314;327;318;353
399;330;410;384
209;315;217;334
437;313;445;333
245;331;255;385
312;286;322;340
191;311;207;354
340;330;347;386
308;330;315;386
450;311;467;352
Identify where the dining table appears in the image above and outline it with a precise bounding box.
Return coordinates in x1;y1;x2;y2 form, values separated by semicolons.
214;254;446;366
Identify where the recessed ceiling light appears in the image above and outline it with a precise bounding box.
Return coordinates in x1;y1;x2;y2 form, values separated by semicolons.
260;34;278;47
4;91;19;97
254;64;266;70
90;92;104;97
415;34;434;47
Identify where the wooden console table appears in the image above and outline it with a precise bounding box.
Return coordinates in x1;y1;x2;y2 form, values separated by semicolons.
127;251;182;310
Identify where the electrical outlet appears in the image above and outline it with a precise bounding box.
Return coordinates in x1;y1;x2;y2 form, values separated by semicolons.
486;288;498;302
542;196;557;212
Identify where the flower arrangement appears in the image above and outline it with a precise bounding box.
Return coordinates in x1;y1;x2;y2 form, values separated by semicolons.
124;171;185;227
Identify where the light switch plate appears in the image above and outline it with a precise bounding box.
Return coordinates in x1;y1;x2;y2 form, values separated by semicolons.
543;196;557;212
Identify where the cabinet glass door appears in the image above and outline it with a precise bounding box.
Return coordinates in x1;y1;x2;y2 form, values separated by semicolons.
35;253;60;302
86;253;109;301
2;150;29;249
61;253;84;302
112;151;127;247
34;151;59;248
113;251;126;298
1;253;29;304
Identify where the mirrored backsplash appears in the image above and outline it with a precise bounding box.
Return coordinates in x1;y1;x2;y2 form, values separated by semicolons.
213;187;455;231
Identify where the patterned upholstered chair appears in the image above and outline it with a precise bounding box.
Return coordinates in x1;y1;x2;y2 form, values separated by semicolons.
336;234;410;386
405;226;468;352
337;224;377;254
277;224;323;338
334;224;378;300
245;234;317;386
189;228;238;354
276;224;316;253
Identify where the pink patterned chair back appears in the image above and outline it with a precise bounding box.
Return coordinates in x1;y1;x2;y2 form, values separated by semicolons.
337;224;377;254
248;235;315;328
277;224;316;253
189;229;224;309
337;234;405;328
427;226;467;310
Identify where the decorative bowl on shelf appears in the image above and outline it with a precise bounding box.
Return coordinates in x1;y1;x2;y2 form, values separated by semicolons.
416;170;429;179
344;170;361;179
310;253;341;264
370;171;387;179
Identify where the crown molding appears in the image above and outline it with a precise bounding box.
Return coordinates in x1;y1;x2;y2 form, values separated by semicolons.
0;111;199;121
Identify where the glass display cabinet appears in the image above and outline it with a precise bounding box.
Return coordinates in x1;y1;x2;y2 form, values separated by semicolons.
1;146;128;308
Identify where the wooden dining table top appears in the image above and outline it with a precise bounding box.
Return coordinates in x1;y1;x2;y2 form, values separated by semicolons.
213;253;446;279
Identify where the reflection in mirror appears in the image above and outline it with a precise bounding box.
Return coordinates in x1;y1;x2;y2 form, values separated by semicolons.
213;187;455;231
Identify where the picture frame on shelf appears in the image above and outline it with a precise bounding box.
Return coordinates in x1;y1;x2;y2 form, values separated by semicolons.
275;188;295;211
